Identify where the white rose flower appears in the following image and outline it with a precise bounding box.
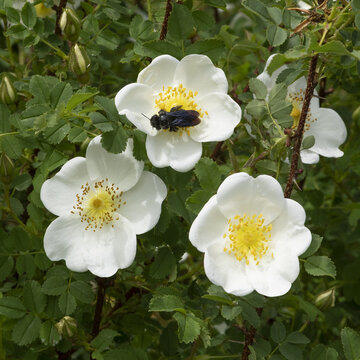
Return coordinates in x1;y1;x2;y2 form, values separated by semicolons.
189;172;311;297
257;54;347;164
115;54;241;172
40;137;167;277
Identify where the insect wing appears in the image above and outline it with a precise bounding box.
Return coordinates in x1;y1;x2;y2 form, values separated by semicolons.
167;110;200;127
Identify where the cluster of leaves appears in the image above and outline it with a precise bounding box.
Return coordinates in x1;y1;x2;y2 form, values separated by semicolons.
0;0;360;359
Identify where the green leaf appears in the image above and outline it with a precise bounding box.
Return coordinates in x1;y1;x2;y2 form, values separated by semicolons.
94;96;121;123
6;24;29;39
186;189;212;215
304;256;336;279
12;314;41;345
0;297;26;319
66;92;97;111
160;323;179;356
267;24;287;47
59;291;77;315
149;294;184;312
271;321;286;343
267;7;282;25
104;346;148;360
29;75;50;103
192;10;215;31
0;135;24;159
69;281;94;304
341;327;360;360
221;305;242;320
173;312;201;344
354;0;360;10
97;29;120;50
12;173;32;191
279;343;303;360
23;280;47;313
101;125;128;154
68;127;87;143
40;320;61;346
242;0;269;20
204;0;226;10
50;82;73;109
301;234;323;258
240;301;260;328
43;121;71;144
310;345;338;360
129;15;157;41
168;3;194;40
90;112;114;132
21;2;36;28
42;277;68;296
134;40;182;59
312;41;349;56
5;7;20;23
268;83;288;105
194;157;222;191
186;39;226;62
0;104;11;132
0;256;14;282
249;78;268;100
16;254;36;278
91;329;119;352
40;149;67;175
246;99;266;118
302;135;315;150
286;332;310;344
149;247;177;279
202;295;233;305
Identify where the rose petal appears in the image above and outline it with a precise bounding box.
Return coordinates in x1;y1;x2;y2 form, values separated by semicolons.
189;195;228;252
86;137;144;191
137;55;179;92
84;214;137;277
145;131;202;172
300;149;320;164
41;157;89;217
173;54;228;96
271;199;311;256
217;173;285;224
115;83;157;135
304;107;347;158
189;93;241;142
120;171;167;234
204;241;254;296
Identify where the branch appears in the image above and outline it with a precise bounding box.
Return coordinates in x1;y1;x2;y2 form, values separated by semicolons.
284;54;318;199
241;308;263;360
159;0;173;40
54;0;68;36
91;277;106;337
210;141;224;161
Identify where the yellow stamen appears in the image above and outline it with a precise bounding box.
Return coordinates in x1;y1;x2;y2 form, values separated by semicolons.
223;214;272;265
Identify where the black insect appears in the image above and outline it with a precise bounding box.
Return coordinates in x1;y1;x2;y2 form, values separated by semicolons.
143;105;201;132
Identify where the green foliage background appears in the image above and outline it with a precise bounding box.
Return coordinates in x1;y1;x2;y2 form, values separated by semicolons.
0;0;360;359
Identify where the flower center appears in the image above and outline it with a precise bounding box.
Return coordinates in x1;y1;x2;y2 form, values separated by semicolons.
288;89;317;132
223;214;272;265
71;179;126;231
155;83;207;118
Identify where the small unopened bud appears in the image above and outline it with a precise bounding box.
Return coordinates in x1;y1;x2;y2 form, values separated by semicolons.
0;152;14;185
69;44;91;75
314;288;335;310
60;8;81;42
55;316;77;337
0;76;17;104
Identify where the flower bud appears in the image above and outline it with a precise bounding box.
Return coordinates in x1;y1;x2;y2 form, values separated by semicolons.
69;44;91;75
0;76;17;104
60;8;81;42
0;152;14;185
55;316;77;337
314;288;335;310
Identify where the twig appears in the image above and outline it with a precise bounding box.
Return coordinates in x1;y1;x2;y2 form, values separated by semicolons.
91;277;106;337
54;0;68;36
241;308;263;360
210;141;224;161
284;55;318;198
159;0;172;40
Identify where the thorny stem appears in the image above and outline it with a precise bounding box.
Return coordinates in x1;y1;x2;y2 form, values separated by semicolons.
284;54;318;199
54;0;68;36
159;0;172;40
241;308;263;360
91;277;106;337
